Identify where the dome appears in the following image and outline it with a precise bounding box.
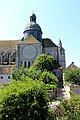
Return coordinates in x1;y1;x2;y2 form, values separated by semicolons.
24;22;42;33
23;13;43;41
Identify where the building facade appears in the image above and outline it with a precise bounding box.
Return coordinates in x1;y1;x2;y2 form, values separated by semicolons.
16;13;66;69
0;65;12;85
0;13;66;70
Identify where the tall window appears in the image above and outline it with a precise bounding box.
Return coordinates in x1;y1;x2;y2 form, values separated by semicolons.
24;61;26;67
28;61;30;68
21;61;23;65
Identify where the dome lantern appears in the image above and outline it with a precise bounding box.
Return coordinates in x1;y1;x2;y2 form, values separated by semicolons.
30;13;36;23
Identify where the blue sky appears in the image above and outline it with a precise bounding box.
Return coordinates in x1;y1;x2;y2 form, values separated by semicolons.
0;0;80;67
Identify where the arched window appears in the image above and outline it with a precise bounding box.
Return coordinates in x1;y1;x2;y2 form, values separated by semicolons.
24;61;26;67
28;61;30;68
21;61;23;65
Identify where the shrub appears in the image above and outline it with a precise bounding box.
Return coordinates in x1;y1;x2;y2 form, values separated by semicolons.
0;78;49;120
59;95;80;120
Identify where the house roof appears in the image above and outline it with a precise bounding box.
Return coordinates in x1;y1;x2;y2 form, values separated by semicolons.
0;35;41;51
42;38;58;47
0;65;13;75
21;35;41;44
67;62;78;69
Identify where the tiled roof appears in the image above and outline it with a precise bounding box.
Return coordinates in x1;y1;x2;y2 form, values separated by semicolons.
0;65;13;75
0;40;21;50
67;62;78;69
21;35;41;44
42;38;58;47
0;36;41;50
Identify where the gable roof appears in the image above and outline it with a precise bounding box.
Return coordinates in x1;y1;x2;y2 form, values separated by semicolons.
67;62;78;69
42;38;58;47
21;35;41;44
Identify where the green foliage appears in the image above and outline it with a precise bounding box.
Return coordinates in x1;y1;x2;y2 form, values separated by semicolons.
40;71;58;89
47;109;55;120
28;70;42;80
64;68;80;85
59;95;80;120
12;66;58;90
2;54;60;120
12;66;29;80
28;69;59;89
30;54;56;72
0;78;49;120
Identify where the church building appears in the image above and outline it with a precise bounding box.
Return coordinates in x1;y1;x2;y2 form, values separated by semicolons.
0;13;66;84
16;13;66;69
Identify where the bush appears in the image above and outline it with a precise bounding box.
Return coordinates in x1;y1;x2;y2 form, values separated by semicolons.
59;95;80;120
12;66;29;81
47;109;55;120
0;78;49;120
28;70;42;80
40;71;58;89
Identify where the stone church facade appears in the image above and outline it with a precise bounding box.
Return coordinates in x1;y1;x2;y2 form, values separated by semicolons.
17;13;66;69
0;13;66;71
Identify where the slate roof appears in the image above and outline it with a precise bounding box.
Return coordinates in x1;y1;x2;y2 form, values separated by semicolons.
24;22;42;33
42;38;58;47
0;65;13;75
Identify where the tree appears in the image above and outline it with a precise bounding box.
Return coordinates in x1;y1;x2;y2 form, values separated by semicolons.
64;68;80;85
0;78;49;120
2;54;60;120
12;67;58;90
30;54;58;72
40;71;58;89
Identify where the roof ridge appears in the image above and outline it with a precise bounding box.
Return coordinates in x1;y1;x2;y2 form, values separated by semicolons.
21;35;41;44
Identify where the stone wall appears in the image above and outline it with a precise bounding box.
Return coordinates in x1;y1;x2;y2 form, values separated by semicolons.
0;75;11;85
64;84;80;98
70;85;80;96
43;47;58;60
